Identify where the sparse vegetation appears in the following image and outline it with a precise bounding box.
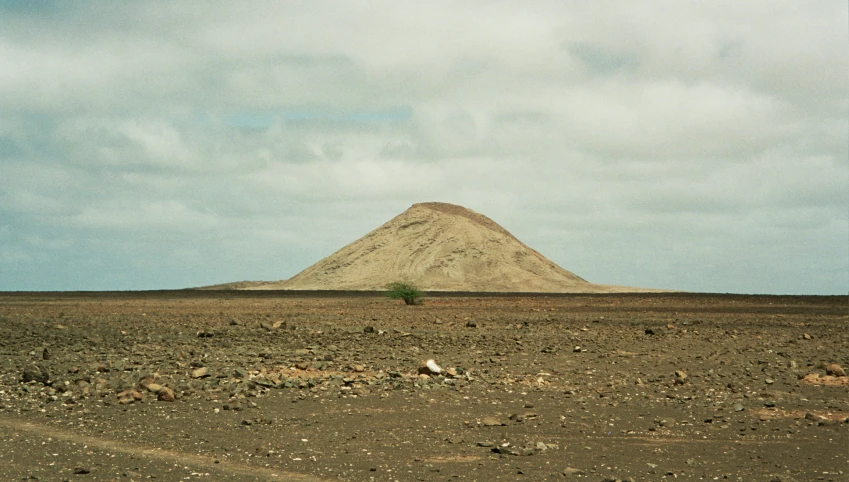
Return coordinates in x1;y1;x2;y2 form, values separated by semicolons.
385;281;424;305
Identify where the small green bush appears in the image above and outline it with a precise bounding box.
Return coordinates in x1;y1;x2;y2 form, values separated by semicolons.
385;282;424;306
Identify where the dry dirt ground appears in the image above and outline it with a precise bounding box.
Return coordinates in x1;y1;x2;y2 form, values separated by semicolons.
0;292;846;482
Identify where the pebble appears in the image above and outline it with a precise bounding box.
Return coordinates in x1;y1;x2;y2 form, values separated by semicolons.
20;365;50;384
825;363;846;377
490;445;519;456
804;412;823;422
562;467;585;476
481;416;505;426
157;387;176;402
259;321;280;331
117;389;143;401
418;359;442;375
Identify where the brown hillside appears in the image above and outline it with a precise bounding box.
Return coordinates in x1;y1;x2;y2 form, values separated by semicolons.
255;202;658;293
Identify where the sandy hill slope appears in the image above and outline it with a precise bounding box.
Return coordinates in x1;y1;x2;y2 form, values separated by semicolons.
254;202;658;293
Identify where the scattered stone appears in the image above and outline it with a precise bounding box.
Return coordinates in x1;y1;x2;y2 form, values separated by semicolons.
157;387;176;402
117;389;143;404
259;320;285;331
491;445;519;456
535;441;552;451
825;363;846;377
295;362;310;371
20;365;49;384
768;476;797;482
480;416;505;427
509;412;539;423
196;330;214;338
0;288;842;479
137;377;155;390
363;326;376;334
804;412;822;422
656;418;675;427
73;466;91;474
562;467;585;476
418;359;442;375
42;347;50;360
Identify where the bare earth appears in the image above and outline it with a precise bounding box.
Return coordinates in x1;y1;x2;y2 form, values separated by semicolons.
0;291;846;481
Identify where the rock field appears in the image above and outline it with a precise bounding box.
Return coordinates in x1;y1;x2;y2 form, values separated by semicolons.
0;291;846;481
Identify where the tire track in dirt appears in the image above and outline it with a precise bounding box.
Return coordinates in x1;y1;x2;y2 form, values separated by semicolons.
0;416;327;481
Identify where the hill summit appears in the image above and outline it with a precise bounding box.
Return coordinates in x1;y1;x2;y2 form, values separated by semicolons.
257;202;650;292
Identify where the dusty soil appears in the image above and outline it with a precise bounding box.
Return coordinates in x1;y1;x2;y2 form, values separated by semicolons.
0;291;846;481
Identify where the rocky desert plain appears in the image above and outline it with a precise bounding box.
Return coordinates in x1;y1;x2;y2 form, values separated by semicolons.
0;291;846;481
1;203;847;481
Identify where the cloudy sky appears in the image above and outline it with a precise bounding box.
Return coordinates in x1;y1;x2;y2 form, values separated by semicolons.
1;1;847;294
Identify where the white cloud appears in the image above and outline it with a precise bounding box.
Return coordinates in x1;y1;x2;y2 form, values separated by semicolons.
0;1;846;293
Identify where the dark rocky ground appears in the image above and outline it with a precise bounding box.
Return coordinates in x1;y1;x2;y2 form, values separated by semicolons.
0;291;846;482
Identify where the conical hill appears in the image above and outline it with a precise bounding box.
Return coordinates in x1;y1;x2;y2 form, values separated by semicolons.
261;202;640;292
